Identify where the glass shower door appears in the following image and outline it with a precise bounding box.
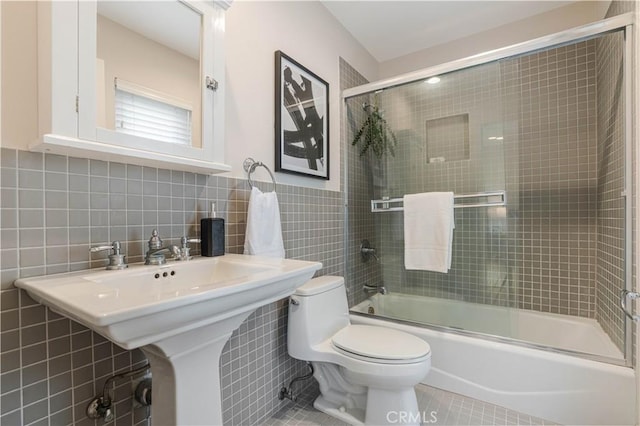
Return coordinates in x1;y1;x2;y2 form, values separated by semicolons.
345;29;631;363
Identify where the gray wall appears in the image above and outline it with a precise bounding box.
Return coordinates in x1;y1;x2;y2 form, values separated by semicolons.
515;40;598;317
0;149;343;425
594;0;633;355
341;59;382;308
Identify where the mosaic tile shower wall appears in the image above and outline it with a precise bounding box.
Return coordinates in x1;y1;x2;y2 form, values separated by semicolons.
348;34;628;344
604;0;637;364
595;30;626;352
341;58;382;308
515;40;597;317
0;148;343;425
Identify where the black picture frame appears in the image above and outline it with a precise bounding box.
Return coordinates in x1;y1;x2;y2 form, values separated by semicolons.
275;51;329;180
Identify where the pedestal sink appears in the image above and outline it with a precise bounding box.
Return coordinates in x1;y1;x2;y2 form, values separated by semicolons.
15;254;321;425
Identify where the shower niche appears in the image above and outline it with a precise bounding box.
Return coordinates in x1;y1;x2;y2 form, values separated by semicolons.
425;113;469;163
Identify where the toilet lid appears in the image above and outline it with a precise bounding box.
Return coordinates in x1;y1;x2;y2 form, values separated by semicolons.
332;325;430;361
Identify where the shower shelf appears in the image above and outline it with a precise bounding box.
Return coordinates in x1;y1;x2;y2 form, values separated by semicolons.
370;191;506;212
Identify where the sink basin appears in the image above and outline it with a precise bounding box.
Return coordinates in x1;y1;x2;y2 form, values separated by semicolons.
17;254;319;349
16;254;321;425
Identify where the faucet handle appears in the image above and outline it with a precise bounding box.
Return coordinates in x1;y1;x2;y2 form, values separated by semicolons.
90;241;122;255
360;239;379;263
90;241;128;270
91;242;116;254
148;229;163;250
180;236;201;248
177;236;201;261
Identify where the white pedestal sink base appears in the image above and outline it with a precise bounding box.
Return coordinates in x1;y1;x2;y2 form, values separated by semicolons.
141;312;252;425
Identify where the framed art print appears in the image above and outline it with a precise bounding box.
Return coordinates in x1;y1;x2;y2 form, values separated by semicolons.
275;51;329;180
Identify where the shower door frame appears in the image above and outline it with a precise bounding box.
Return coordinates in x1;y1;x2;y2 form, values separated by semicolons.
343;13;634;98
342;12;636;367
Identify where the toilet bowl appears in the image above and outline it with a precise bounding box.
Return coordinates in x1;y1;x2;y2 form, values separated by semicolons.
287;276;431;425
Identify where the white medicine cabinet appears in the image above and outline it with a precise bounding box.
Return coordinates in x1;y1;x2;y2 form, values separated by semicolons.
34;0;232;174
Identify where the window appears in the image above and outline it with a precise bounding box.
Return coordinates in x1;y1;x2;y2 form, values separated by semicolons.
114;78;192;145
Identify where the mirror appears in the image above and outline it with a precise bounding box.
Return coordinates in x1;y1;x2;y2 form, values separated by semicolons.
95;1;202;148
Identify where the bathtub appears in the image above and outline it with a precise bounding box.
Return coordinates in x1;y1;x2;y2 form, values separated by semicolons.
351;293;636;426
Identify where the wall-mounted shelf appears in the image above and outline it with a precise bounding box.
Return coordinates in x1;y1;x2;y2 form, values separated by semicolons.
31;134;231;175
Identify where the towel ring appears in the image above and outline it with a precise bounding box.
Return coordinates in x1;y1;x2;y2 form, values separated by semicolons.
243;157;277;189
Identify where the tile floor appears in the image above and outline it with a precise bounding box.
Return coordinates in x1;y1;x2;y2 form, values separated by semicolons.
264;382;556;426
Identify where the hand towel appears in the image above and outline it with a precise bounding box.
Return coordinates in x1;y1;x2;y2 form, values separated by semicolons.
244;187;286;258
404;192;454;273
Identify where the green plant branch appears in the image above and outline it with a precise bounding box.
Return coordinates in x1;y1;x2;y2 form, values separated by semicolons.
352;105;397;159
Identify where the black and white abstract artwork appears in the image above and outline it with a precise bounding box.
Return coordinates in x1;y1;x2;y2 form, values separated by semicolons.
275;51;329;180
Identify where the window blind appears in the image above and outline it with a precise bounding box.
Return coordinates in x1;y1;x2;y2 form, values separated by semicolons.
114;79;192;145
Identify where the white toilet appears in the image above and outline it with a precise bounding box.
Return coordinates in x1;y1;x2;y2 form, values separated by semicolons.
287;276;431;426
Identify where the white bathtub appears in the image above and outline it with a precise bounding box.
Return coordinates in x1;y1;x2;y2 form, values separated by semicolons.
351;293;636;426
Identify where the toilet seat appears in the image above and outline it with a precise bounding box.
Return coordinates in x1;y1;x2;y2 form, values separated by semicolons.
331;325;430;364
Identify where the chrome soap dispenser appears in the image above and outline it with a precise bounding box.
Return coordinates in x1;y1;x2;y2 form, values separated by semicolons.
201;203;225;257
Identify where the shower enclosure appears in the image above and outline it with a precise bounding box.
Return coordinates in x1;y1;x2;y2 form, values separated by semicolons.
343;14;634;366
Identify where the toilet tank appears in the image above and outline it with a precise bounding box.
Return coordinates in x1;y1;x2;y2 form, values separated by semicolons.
287;276;350;360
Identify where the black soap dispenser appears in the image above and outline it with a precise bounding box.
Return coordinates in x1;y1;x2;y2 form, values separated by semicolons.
201;203;225;257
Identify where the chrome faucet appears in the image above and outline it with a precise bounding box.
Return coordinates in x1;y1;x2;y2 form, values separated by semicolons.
146;246;180;265
90;241;128;270
363;284;387;296
145;229;180;265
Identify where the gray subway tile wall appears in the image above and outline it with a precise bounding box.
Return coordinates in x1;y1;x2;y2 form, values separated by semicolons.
595;30;626;352
341;58;382;308
515;40;598;317
519;40;598;317
605;0;637;367
0;146;343;425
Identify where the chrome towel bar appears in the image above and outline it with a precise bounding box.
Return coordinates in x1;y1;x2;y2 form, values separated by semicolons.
371;191;506;212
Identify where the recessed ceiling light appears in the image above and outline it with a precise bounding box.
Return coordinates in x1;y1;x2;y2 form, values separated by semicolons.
426;77;440;84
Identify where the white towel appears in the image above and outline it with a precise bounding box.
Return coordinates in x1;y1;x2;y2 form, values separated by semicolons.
244;187;285;258
404;192;455;273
